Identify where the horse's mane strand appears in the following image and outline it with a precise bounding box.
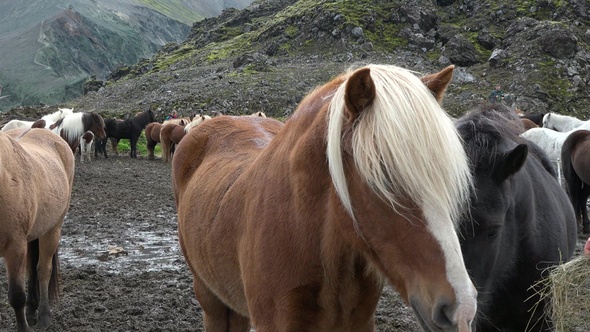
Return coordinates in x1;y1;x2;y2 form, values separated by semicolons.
327;64;472;225
59;112;86;143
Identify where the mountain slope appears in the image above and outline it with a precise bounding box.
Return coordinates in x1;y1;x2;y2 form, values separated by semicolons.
57;0;589;121
2;0;589;124
0;0;256;112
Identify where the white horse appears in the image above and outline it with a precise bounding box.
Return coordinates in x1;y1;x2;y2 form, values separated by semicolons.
250;111;267;118
79;131;94;163
1;108;74;131
521;127;569;162
542;112;590;132
184;115;211;133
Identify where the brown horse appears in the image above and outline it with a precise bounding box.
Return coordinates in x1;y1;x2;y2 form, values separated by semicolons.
561;129;590;233
521;118;539;130
160;123;187;163
0;128;75;331
173;64;477;331
145;122;162;160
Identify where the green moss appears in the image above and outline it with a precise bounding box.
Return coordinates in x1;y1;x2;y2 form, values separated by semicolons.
204;33;252;63
152;44;196;72
285;25;299;38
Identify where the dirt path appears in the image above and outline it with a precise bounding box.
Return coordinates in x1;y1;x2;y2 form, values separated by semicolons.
0;154;421;331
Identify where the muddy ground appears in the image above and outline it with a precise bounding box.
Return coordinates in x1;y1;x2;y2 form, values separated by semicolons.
0;150;587;331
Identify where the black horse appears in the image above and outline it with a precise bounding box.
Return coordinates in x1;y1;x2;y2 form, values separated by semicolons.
455;104;577;331
96;110;155;158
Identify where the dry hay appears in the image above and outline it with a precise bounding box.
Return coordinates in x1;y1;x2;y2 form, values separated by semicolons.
530;254;590;331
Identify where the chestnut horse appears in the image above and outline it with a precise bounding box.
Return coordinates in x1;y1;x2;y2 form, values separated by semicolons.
173;65;477;331
561;129;590;233
160;123;186;163
0;128;75;331
161;115;212;162
145;122;162;160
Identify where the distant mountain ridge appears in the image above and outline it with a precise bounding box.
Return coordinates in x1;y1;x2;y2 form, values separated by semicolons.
0;0;255;112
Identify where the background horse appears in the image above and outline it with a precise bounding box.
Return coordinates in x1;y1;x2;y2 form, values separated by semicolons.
521;127;569;162
51;112;106;154
519;113;545;127
455;104;577;331
79;131;94;163
103;110;155;158
561;129;590;233
173;64;477;331
521;117;538;130
160;123;186;163
250;111;266;117
1;108;73;131
0;128;75;331
543;112;590;132
145;122;162;160
183;115;211;133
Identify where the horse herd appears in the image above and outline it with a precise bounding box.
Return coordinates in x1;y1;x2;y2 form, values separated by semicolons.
0;64;587;332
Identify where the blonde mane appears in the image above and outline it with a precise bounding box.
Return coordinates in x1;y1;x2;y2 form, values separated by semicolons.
327;64;472;225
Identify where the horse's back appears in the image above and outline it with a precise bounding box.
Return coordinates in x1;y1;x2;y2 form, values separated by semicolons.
173;116;283;200
0;128;74;241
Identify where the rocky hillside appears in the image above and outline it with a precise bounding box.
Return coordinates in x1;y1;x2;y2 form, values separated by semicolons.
0;0;256;113
3;0;589;121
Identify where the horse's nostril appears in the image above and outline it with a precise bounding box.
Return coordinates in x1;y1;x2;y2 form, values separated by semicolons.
432;299;455;329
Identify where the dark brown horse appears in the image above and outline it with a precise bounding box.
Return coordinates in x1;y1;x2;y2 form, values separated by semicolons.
561;129;590;233
173;64;477;331
145;122;162;160
0;128;75;331
102;110;155;158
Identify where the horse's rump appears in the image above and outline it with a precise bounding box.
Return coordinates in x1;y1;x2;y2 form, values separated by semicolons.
174;116;284;313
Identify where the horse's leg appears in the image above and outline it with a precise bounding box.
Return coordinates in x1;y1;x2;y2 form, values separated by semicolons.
193;276;250;332
79;142;85;163
130;135;138;158
110;138;119;155
35;226;61;328
147;141;155;160
4;243;30;332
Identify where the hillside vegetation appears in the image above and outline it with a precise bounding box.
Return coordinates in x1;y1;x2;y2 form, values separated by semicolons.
2;0;589;121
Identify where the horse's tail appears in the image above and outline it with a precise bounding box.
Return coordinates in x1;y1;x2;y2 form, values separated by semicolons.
49;249;61;304
27;240;61;305
27;240;40;307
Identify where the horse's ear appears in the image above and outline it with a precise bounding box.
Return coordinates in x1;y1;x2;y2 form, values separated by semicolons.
493;144;528;183
344;68;376;122
421;65;454;104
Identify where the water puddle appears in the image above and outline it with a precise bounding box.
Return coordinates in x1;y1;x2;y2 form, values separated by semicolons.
59;213;185;275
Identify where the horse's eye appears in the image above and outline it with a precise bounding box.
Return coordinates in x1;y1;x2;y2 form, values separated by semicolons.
487;229;499;240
